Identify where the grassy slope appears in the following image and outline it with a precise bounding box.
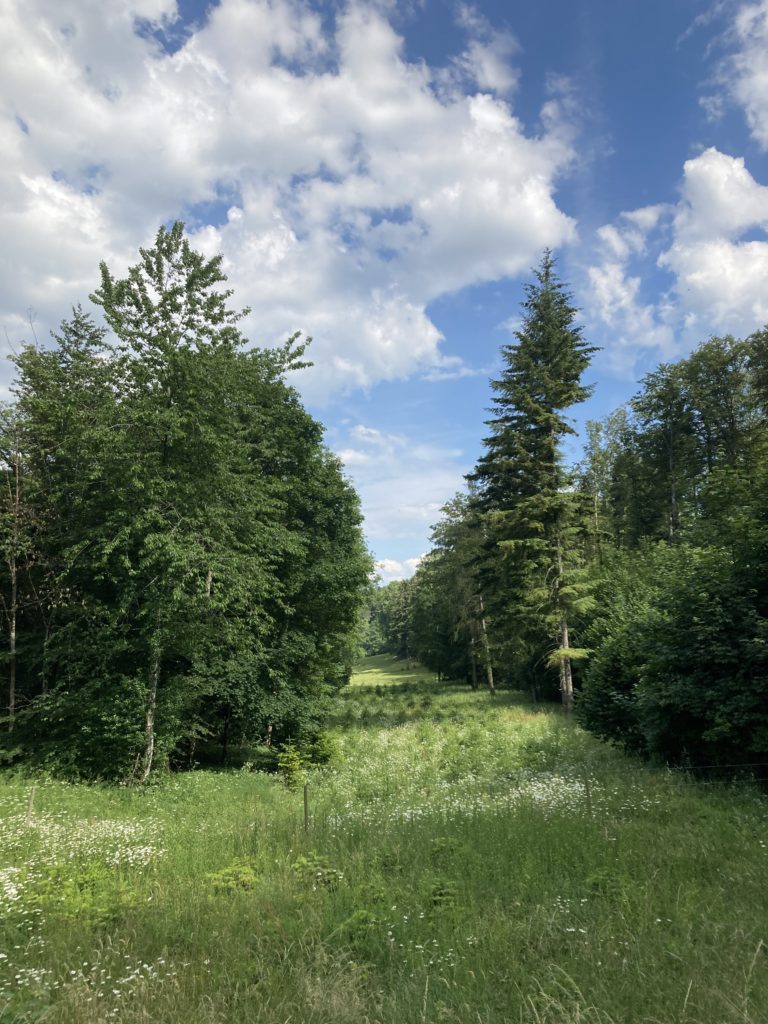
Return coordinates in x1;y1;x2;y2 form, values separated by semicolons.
0;654;766;1023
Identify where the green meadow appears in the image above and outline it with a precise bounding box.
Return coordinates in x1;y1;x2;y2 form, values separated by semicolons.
1;655;766;1023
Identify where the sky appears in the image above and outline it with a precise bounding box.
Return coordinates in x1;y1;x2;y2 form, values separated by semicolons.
2;0;768;581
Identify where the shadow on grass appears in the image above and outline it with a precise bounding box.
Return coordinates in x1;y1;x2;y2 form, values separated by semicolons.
331;656;556;732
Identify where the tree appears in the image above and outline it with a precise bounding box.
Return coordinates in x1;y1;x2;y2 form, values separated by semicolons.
631;362;697;540
4;224;371;779
0;406;35;731
412;492;496;691
577;326;768;768
472;251;597;709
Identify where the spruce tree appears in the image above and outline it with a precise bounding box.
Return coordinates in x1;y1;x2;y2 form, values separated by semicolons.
472;251;597;710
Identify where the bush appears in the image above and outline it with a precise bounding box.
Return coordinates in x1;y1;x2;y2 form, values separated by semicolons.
579;544;768;768
637;547;768;766
307;731;341;766
577;616;649;755
276;741;309;788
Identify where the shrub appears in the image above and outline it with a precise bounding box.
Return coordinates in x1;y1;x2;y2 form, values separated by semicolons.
276;742;309;789
307;731;341;766
579;544;768;767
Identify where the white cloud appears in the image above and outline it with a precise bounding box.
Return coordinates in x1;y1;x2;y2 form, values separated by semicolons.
659;149;768;335
622;205;666;234
670;147;768;242
585;148;768;376
452;4;519;95
586;260;677;376
585;205;676;375
583;0;768;378
375;555;424;583
726;1;768;149
336;447;370;465
334;421;466;554
0;0;576;399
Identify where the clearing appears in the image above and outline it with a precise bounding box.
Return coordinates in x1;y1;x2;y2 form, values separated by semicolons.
1;655;766;1023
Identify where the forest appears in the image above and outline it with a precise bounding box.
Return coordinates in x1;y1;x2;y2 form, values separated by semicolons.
364;252;768;772
1;230;767;1024
2;229;767;781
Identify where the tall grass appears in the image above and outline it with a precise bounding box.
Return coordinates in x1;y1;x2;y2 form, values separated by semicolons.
1;654;766;1022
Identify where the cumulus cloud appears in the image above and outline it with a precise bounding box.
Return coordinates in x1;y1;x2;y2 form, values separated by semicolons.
0;0;576;399
659;148;768;335
583;0;768;379
333;421;466;560
375;556;424;583
585;206;676;374
726;0;768;149
452;4;520;95
586;148;768;376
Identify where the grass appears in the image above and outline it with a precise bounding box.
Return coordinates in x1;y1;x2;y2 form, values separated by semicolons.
0;653;766;1023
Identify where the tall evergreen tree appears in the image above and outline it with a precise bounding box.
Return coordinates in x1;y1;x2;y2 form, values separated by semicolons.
472;251;597;709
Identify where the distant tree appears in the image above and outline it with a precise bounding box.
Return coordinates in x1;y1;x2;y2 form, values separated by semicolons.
630;363;697;540
416;492;496;692
472;251;597;709
577;418;622;566
0;406;38;732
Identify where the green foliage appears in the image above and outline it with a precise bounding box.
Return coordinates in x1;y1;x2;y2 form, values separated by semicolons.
206;860;260;894
361;579;415;659
577;545;670;755
8;677;147;780
575;326;768;764
637;546;768;765
468;252;597;702
290;852;345;889
0;224;371;780
578;540;768;766
307;731;341;766
276;742;309;789
331;908;380;944
29;860;134;926
429;879;459;908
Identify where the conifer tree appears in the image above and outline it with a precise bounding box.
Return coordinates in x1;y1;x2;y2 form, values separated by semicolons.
472;251;597;710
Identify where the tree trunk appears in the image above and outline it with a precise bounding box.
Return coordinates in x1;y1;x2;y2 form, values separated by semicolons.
138;644;161;783
559;616;574;714
5;451;20;732
40;619;50;695
469;627;479;691
668;420;678;540
478;594;495;695
27;576;52;695
7;562;16;732
555;533;574;713
592;490;602;567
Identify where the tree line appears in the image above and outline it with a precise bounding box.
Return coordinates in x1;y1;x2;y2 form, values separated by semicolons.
365;253;768;770
0;224;372;780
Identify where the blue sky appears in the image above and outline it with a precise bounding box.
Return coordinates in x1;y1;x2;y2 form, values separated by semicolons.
2;0;768;579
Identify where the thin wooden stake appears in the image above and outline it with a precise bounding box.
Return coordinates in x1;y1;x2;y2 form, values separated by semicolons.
303;782;309;833
26;784;37;825
582;771;593;820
